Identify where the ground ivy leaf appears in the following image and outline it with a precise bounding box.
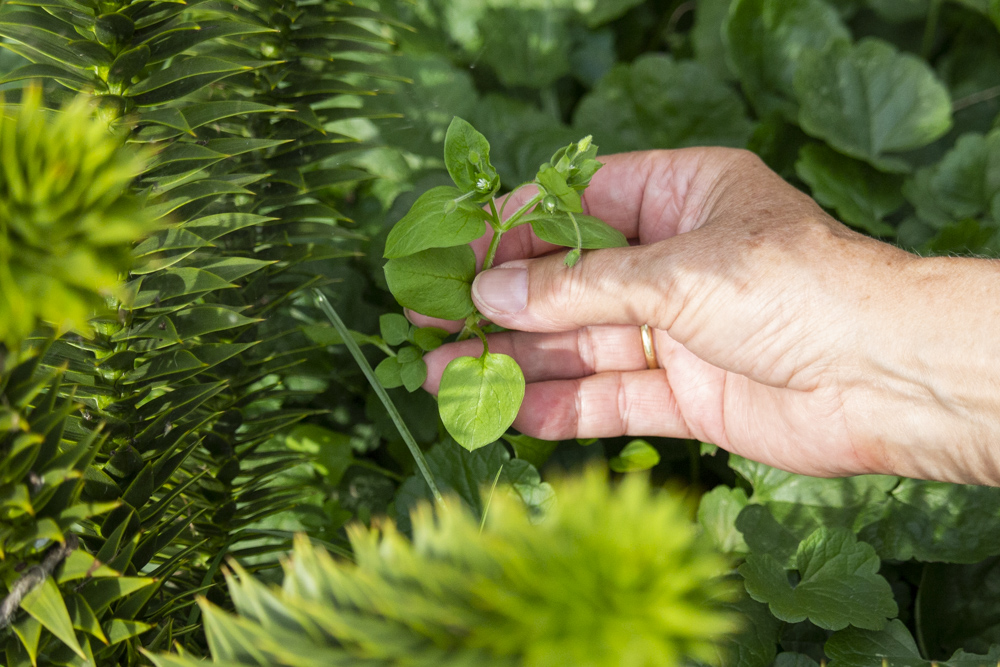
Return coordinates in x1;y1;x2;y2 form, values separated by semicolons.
794;38;953;171
795;143;903;237
775;653;821;667
736;504;800;567
384;245;476;320
383;186;490;258
438;352;525;451
374;356;403;389
826;619;923;667
393;440;552;532
574;53;755;152
692;0;735;81
379;313;411;346
728;454;898;539
826;619;1000;667
915;559;1000;659
858;479;1000;563
725;0;849;119
400;358;427;392
698;485;750;555
714;597;782;667
608;439;660;472
904;129;1000;228
526;212;627;249
740;527;897;631
443;117;499;200
503;433;558;469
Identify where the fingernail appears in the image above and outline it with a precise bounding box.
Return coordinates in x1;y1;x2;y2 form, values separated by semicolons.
473;268;527;314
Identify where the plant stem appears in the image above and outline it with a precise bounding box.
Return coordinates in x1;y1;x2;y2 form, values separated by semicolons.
313;289;443;502
502;193;544;231
483;228;503;271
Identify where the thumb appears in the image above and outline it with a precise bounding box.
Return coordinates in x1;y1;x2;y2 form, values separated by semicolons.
471;244;674;333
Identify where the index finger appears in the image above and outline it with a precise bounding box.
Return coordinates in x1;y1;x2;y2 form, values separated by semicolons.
405;147;740;330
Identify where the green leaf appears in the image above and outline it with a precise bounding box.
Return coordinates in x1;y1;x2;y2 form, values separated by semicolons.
526;212;627;250
916;559;1000;660
858;480;1000;563
394;440;552;526
698;485;750;555
479;7;572;89
400;359;428;393
795;144;903;236
739;527;897;630
104;619;152;647
379;313;410;346
278;425;353;487
794;38;953;171
374;356;403;389
776;653;821;667
725;0;850;118
573;54;755;152
438;352;525;451
905;130;1000;227
692;0;735;81
384;245;477;320
127;56;251;106
536;167;582;213
736;504;801;567
577;0;646;27
20;577;85;659
171;306;260;338
502;433;557;469
443;117;500;200
728;454;898;539
608;439;660;472
827;619;1000;667
65;594;107;644
412;327;448;352
383;186;489;258
716;597;782;667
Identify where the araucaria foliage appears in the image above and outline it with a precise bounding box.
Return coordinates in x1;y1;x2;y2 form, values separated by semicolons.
151;469;736;667
0;87;154;347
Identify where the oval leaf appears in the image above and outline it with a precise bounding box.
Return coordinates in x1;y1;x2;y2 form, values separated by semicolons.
384;246;477;320
384;186;489;258
527;212;628;249
609;439;661;472
444;117;499;200
439;352;525;451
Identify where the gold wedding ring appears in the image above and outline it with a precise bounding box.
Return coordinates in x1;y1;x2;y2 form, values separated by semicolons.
640;324;658;370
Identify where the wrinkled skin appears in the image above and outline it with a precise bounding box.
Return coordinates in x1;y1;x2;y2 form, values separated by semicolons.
410;148;1000;485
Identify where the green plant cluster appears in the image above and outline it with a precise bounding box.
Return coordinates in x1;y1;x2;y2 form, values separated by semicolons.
349;0;1000;664
0;0;402;663
150;468;736;667
3;0;1000;665
382;117;625;450
0;87;155;348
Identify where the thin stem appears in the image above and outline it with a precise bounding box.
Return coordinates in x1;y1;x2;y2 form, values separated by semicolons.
349;458;405;482
499;183;532;219
313;289;443;502
953;84;1000;112
483;228;503;271
502;193;544;231
470;323;489;356
479;464;504;533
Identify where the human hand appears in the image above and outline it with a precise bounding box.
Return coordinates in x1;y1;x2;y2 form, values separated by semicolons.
411;148;1000;485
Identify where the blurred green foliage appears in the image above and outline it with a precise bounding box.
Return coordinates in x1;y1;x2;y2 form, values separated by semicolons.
2;0;1000;665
